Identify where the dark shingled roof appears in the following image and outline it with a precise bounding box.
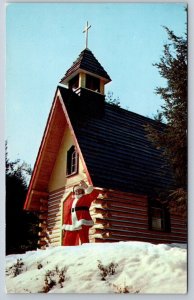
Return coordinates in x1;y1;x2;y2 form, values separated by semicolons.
58;86;175;197
60;48;111;83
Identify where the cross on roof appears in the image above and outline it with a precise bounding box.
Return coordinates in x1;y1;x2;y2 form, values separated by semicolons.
83;21;91;49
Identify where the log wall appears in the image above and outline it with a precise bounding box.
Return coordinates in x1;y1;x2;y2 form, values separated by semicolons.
38;188;187;247
46;187;67;246
89;190;187;244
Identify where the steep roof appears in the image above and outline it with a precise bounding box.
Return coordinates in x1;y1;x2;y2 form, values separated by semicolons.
60;48;111;83
58;86;175;197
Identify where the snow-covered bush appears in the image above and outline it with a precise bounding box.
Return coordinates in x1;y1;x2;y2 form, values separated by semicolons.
97;260;118;280
6;258;25;277
37;262;43;269
112;283;140;294
42;266;67;293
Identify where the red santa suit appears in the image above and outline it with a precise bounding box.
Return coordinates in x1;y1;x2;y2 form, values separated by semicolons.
62;186;100;246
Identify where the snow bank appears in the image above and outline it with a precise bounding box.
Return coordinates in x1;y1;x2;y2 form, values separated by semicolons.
5;241;187;294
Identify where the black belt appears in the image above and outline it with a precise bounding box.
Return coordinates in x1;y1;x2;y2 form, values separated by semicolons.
71;206;89;212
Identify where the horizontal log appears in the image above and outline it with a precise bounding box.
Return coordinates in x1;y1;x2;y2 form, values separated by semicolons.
39;214;48;220
95;217;184;237
48;204;61;212
49;241;61;247
26;201;41;211
32;190;49;197
92;218;110;225
39;227;47;234
110;212;148;223
105;197;147;208
92;198;107;205
170;215;187;222
90;210;110;219
89;232;111;239
47;226;62;234
91;202;108;209
171;218;187;225
108;230;186;242
107;190;147;200
107;209;148;219
91;225;186;241
48;211;61;220
105;216;147;226
47;228;60;235
49;203;62;211
38;231;48;238
106;200;148;211
92;224;110;230
39;222;47;229
38;240;48;246
110;226;186;239
49;186;66;196
49;192;66;202
47;222;61;230
39;206;48;212
107;205;147;215
90;213;104;219
90;209;107;217
47;218;61;225
171;224;187;232
47;216;61;223
50;237;61;243
49;198;62;207
49;236;61;243
89;237;105;243
90;228;104;235
40;199;48;206
104;188;145;198
104;234;186;244
92;221;111;229
48;204;62;213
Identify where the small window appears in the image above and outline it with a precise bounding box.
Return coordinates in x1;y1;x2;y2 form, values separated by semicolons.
151;207;164;230
86;74;100;92
69;75;79;91
66;146;78;176
149;200;170;232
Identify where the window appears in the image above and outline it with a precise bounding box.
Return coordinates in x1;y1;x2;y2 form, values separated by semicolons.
66;146;78;176
149;200;170;232
151;207;164;230
86;74;100;92
69;75;79;91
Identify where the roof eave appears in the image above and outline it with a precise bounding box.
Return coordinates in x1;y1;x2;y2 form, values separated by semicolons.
60;68;111;86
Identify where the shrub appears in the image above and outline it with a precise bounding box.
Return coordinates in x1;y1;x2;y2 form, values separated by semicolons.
37;262;43;269
42;266;67;293
97;260;118;281
6;258;25;277
113;283;140;294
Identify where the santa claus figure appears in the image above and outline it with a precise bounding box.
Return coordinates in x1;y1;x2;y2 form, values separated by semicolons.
62;180;101;246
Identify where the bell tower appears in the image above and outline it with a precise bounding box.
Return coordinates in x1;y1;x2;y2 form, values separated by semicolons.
60;22;111;96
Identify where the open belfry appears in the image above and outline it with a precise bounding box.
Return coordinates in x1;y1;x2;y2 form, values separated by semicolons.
24;23;186;248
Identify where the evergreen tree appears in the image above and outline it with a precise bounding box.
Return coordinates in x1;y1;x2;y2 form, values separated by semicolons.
145;27;187;217
6;143;39;254
105;91;121;107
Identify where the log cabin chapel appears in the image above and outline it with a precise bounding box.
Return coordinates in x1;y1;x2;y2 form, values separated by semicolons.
24;22;187;248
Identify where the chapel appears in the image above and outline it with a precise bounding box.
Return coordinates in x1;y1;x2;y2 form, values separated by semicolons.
24;23;187;247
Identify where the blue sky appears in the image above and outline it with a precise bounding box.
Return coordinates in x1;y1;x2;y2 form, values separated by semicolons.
6;2;187;167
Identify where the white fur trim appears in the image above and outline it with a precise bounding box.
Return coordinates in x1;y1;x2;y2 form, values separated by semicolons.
62;224;81;231
85;185;93;194
62;219;94;231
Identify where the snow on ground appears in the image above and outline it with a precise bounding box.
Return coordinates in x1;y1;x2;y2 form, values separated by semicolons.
5;241;187;294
